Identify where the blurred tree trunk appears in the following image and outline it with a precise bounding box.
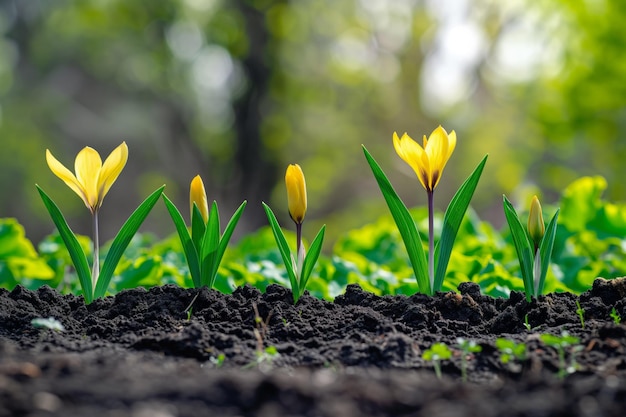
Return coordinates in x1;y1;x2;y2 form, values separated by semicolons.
231;0;281;230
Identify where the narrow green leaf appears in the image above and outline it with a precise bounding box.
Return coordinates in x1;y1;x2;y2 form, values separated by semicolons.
94;186;165;299
36;186;93;303
191;203;206;253
200;201;220;287
537;209;560;296
433;155;487;291
208;201;247;288
262;203;299;295
298;225;326;301
362;146;430;294
162;194;202;288
503;195;535;301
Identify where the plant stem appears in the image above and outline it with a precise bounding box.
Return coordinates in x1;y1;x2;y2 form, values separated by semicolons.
91;210;100;293
427;189;435;293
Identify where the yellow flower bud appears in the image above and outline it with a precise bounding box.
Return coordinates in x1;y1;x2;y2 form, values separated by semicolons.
528;195;545;247
189;175;209;223
285;164;307;224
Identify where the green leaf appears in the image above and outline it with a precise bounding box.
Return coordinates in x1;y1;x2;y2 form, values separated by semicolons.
503;195;535;301
298;224;326;302
94;185;165;299
162;194;202;288
537;209;560;296
191;203;206;253
200;201;220;287
434;155;487;291
362;145;430;294
262;203;298;295
209;201;247;288
36;185;93;302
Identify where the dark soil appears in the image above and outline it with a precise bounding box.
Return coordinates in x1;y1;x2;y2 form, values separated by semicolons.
1;278;626;417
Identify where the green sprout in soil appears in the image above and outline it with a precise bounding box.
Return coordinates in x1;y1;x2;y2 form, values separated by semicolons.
495;338;526;364
263;164;326;303
523;314;532;331
610;308;621;324
575;300;585;329
540;332;583;379
456;338;482;382
363;126;487;295
423;342;452;380
503;195;559;302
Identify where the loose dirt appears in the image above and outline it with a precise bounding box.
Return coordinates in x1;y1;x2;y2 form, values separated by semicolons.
1;278;625;416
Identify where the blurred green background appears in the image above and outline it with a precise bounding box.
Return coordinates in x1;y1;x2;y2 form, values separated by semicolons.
1;0;625;248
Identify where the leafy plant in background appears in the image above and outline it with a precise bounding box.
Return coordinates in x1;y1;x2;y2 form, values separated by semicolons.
263;164;326;303
363;126;487;295
163;175;246;289
503;195;559;301
38;143;164;303
0;218;55;289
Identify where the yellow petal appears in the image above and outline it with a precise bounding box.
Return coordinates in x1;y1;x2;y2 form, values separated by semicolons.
75;147;103;209
285;164;307;224
189;175;209;223
425;126;455;190
97;142;128;208
46;149;90;208
394;132;429;191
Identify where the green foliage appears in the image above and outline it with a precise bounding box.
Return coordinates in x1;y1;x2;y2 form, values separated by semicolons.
610;308;621;325
575;301;585;329
456;338;482;382
2;176;626;303
263;203;326;303
163;194;247;289
503;195;560;301
0;218;54;290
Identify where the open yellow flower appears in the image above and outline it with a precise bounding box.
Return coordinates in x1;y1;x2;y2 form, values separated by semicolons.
189;175;209;223
528;195;545;248
285;164;307;224
393;126;456;192
46;142;128;214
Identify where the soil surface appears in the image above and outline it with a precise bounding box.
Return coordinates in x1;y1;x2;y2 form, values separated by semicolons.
1;278;626;417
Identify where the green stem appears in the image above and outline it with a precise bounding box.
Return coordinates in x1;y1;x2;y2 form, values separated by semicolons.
295;222;303;280
91;210;100;294
427;189;434;293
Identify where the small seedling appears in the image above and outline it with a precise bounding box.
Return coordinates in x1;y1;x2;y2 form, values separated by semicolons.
540;332;583;379
495;338;526;364
423;342;452;380
456;338;482;382
210;353;225;368
523;314;532;331
610;308;621;324
575;300;585;329
31;317;65;332
182;293;199;322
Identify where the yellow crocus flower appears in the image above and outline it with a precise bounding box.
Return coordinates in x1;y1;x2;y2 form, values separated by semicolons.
285;164;307;224
393;125;457;192
528;195;545;248
46;142;128;214
189;175;209;223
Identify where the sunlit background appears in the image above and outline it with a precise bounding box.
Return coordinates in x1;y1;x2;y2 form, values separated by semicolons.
1;0;625;248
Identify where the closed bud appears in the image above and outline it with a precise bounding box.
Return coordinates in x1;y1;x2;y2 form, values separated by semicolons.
189;175;209;223
528;195;545;248
285;164;307;224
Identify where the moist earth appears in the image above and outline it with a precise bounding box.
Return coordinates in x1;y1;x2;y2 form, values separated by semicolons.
1;278;626;417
